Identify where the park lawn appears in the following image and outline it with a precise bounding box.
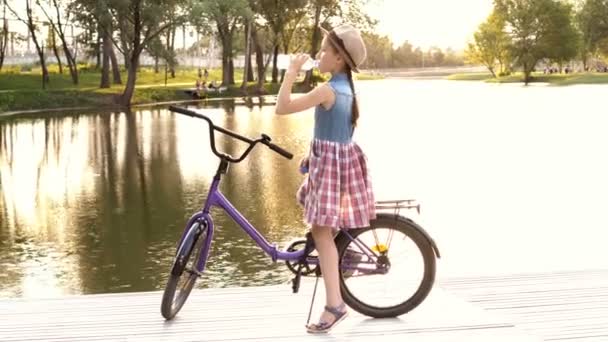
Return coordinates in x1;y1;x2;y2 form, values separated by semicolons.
0;66;269;112
0;65;233;91
448;71;608;85
0;65;383;113
446;72;495;81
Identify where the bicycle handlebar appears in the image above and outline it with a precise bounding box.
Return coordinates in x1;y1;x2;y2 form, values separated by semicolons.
168;105;293;162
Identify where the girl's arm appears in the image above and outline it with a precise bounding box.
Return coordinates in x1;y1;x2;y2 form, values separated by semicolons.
275;54;334;115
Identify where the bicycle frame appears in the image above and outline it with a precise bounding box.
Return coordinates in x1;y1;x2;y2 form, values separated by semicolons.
167;106;388;273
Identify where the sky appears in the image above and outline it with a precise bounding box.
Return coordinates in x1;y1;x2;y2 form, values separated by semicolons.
4;0;495;53
366;0;494;50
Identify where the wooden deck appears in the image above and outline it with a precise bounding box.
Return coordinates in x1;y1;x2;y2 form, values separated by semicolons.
441;269;608;341
1;269;606;341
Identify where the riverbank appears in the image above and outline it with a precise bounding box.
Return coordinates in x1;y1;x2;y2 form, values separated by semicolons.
447;71;608;85
0;66;383;114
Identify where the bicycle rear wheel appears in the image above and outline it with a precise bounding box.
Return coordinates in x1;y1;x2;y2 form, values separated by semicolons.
337;215;436;318
161;221;209;320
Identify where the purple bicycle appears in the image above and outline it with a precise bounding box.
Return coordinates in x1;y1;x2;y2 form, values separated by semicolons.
161;106;441;320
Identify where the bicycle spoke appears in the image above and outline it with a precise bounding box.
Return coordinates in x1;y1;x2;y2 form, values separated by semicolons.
385;227;395;255
340;224;428;311
371;227;381;251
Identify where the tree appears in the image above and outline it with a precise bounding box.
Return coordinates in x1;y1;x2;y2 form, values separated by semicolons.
240;18;252;92
576;0;608;69
495;0;580;84
193;0;250;86
68;0;122;87
0;4;8;71
302;0;376;86
106;0;189;106
429;46;445;66
46;26;63;74
361;31;392;68
5;0;50;88
545;1;580;72
465;11;511;77
256;0;308;83
38;0;80;84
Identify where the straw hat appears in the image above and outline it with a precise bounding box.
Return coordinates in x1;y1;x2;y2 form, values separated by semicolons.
320;24;367;73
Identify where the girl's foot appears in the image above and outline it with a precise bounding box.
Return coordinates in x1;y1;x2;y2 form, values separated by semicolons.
306;303;348;334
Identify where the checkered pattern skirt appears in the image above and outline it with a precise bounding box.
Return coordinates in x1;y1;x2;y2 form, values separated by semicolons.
297;139;376;229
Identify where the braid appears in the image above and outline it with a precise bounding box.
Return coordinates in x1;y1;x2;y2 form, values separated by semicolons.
346;67;359;128
326;31;360;128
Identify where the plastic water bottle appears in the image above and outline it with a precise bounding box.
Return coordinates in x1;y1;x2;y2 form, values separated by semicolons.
277;54;319;71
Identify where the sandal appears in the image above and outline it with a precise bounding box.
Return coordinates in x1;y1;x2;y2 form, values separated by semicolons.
306;303;348;334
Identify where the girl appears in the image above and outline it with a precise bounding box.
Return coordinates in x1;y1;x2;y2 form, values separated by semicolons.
275;24;376;334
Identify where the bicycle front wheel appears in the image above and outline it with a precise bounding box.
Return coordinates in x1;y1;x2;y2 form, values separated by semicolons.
337;215;436;318
161;221;209;320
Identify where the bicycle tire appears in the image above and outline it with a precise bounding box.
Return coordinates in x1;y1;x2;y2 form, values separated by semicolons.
161;221;208;320
337;215;436;318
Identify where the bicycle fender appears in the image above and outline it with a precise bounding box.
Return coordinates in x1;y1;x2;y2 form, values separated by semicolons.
334;213;441;259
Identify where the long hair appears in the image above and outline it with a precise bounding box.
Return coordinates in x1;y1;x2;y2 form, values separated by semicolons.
327;32;360;128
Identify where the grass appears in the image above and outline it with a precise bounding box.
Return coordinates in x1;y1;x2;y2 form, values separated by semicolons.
0;64;382;113
448;71;608;85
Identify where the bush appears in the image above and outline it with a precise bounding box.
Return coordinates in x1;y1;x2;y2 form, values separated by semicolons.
0;65;22;74
20;64;33;72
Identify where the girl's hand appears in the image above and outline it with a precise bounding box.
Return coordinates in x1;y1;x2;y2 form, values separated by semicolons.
288;54;310;73
299;156;310;174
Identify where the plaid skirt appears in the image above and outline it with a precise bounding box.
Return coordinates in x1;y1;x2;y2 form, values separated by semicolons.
297;139;376;229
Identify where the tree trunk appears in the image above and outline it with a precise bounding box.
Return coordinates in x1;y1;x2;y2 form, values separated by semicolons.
169;26;176;78
524;63;532;85
241;20;251;92
120;52;139;106
154;56;159;73
221;34;233;86
43;1;79;84
95;32;101;70
271;44;279;83
487;66;496;78
304;4;322;87
100;30;111;88
0;8;7;71
51;33;63;74
228;58;235;85
30;28;49;88
120;31;131;71
62;44;78;85
252;25;266;94
247;53;254;82
582;54;588;71
109;43;122;84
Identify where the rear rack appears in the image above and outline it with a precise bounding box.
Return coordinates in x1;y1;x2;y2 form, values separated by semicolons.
375;199;420;215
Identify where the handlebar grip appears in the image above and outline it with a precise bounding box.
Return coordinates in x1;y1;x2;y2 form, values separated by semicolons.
169;105;209;121
168;105;193;116
268;143;293;160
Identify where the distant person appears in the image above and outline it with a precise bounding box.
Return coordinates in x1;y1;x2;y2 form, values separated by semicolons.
195;78;202;97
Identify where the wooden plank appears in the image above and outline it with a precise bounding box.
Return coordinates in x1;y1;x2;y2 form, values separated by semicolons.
0;280;538;342
441;269;608;342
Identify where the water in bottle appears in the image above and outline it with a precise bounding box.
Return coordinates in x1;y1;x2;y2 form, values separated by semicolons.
276;54;319;71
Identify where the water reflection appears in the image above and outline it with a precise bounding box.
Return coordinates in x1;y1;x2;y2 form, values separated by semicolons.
0;99;312;298
3;80;608;299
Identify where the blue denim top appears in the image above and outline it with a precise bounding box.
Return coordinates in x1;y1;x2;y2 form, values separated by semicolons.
313;73;353;143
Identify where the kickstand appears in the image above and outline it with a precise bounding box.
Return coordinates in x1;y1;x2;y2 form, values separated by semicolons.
306;274;320;326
